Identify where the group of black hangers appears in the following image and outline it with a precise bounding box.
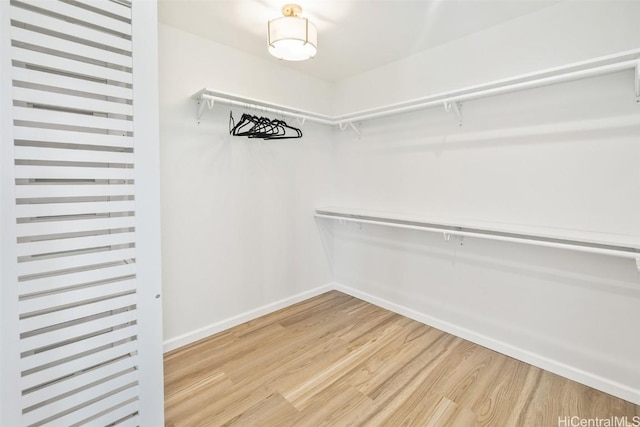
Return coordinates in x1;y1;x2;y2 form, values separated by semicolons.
229;111;303;140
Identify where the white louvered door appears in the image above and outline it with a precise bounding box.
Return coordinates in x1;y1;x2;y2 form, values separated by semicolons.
0;1;164;425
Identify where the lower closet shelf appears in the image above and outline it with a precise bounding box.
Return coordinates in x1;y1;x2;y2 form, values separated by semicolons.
314;207;640;267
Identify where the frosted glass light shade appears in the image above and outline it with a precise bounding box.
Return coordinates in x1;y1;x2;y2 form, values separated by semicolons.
268;16;317;61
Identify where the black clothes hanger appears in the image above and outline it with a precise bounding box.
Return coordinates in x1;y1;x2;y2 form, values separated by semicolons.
229;110;303;140
247;116;277;138
231;113;259;136
264;120;302;139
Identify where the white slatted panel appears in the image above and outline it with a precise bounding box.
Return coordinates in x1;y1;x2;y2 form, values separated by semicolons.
15;165;135;180
15;184;135;199
15;200;135;217
17;248;137;282
13;87;134;116
20;279;136;314
16;0;132;35
20;293;137;333
13;107;134;132
20;263;137;295
84;0;132;20
28;347;136;388
17;231;136;256
87;401;140;427
10;7;132;51
12;47;133;84
13;66;133;99
45;386;139;427
8;1;142;425
22;371;138;426
20;328;138;373
13;127;133;148
14;146;134;163
17;216;136;237
11;26;132;67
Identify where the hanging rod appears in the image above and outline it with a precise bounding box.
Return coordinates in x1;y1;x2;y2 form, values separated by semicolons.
314;207;640;270
192;88;334;125
333;49;640;123
193;49;640;129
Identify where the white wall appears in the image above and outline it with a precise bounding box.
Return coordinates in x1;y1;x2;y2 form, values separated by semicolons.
332;0;640;115
158;0;640;404
159;24;335;351
329;0;640;404
332;74;640;233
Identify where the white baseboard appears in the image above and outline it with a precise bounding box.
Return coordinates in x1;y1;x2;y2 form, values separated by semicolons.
162;280;639;405
163;284;333;353
332;282;640;406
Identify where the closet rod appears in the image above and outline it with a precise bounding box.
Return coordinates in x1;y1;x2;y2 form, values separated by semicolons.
333;59;639;123
315;210;640;266
193;89;333;125
193;49;640;127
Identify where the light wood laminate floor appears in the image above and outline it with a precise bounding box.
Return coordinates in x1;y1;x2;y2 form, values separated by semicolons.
164;291;639;426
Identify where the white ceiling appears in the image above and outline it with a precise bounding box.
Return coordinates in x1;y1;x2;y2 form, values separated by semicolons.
158;0;560;82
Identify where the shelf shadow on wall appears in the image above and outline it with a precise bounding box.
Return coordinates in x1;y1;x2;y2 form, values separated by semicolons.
330;222;640;299
314;217;335;277
336;113;640;156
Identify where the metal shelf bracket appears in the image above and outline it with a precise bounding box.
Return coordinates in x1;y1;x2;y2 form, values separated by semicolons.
338;121;361;138
196;97;215;122
444;100;463;125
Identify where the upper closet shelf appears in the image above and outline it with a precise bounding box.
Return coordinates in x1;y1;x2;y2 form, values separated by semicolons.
193;49;640;130
315;207;640;271
192;88;335;126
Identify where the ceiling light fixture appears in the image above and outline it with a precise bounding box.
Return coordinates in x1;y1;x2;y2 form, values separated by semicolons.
267;4;317;61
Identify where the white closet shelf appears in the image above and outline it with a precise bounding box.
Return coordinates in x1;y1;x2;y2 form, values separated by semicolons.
314;207;640;269
192;88;334;125
193;49;640;129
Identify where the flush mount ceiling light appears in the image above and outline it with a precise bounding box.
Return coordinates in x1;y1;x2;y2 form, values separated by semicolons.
267;4;317;61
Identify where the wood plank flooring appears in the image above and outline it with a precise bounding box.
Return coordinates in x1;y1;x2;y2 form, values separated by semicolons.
164;291;639;426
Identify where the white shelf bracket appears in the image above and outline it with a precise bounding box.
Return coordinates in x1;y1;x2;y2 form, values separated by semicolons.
196;100;206;122
443;232;451;241
635;61;640;98
349;122;361;138
196;96;215;122
444;100;463;125
296;116;307;126
636;257;640;272
338;121;361;138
